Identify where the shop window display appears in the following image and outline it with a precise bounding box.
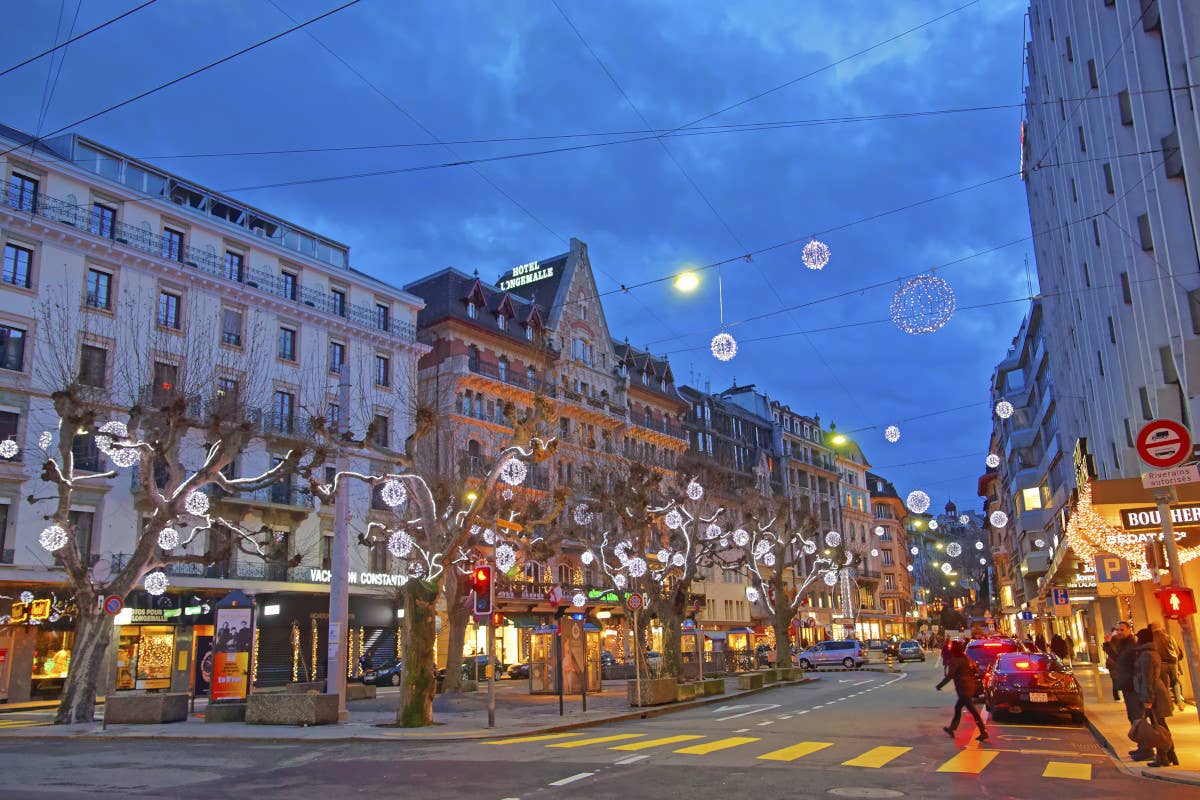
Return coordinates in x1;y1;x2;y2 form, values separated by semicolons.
31;630;73;694
115;625;175;691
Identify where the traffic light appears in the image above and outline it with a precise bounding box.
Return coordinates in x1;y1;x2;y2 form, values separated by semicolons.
1156;586;1197;620
491;611;504;628
471;565;493;615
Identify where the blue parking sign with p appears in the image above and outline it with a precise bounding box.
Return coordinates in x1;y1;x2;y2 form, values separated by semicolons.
1052;587;1070;605
1094;555;1131;583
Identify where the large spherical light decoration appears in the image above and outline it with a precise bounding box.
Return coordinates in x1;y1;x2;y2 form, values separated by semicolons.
975;541;984;550
874;526;884;536
910;546;919;555
941;562;953;575
483;528;496;545
572;592;587;608
959;514;971;525
39;525;68;552
705;523;722;540
985;453;1001;469
686;481;704;501
573;504;594;526
498;458;528;487
387;530;414;558
733;528;751;547
889;273;956;335
825;531;842;547
613;573;628;589
823;571;838;587
380;479;407;508
671;553;686;568
763;552;776;567
627;557;648;578
802;238;831;270
109;447;140;468
928;520;939;531
884;425;900;443
803;541;817;555
19;590;34;604
710;332;738;362
1034;538;1046;549
0;439;18;460
144;571;169;596
157;527;180;550
656;548;671;564
994;400;1014;420
946;542;962;558
664;509;684;530
870;548;879;558
494;544;517;573
185;491;210;517
906;491;931;514
581;550;595;566
746;586;760;604
989;510;1008;528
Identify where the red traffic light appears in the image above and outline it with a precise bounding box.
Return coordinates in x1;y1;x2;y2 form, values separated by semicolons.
1156;586;1197;619
491;611;503;628
474;568;489;584
471;565;493;615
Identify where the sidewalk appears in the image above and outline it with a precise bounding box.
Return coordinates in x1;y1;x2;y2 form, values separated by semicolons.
0;673;821;743
1074;665;1200;787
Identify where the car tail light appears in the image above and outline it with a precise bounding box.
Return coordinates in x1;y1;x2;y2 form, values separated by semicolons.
982;642;1004;648
1013;660;1032;669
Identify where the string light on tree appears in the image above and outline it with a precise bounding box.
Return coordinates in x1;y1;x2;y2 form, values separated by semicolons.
0;439;18;459
710;332;737;362
989;510;1009;528
494;544;516;573
802;238;831;270
884;425;900;443
157;528;180;550
889;273;956;335
498;458;528;487
929;520;939;530
994;400;1014;419
906;491;930;514
985;453;1001;468
185;491;210;517
825;531;842;547
380;479;407;507
144;571;169;596
946;542;962;558
39;525;68;552
686;481;704;501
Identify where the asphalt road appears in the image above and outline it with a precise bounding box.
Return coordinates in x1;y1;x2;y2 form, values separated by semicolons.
0;659;1191;800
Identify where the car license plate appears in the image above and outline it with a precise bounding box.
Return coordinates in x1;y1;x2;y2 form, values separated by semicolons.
1028;692;1049;703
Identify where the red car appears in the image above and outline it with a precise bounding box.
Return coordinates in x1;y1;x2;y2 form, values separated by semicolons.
983;652;1085;722
964;638;1025;695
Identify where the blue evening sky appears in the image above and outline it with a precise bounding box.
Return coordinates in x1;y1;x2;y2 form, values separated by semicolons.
4;0;1033;511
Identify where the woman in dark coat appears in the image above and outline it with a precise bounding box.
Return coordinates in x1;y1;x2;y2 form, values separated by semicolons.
1134;627;1177;767
936;639;988;741
1049;634;1069;660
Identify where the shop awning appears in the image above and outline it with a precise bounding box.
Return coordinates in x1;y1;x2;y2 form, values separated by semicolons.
726;627;754;634
702;631;727;640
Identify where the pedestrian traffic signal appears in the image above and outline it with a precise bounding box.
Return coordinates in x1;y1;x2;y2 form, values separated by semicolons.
1156;586;1197;620
471;565;493;614
490;611;504;628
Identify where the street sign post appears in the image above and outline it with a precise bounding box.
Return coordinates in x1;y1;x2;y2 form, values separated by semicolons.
1019;610;1035;621
626;593;643;611
1136;419;1193;469
1094;555;1135;597
1051;587;1072;617
103;595;124;616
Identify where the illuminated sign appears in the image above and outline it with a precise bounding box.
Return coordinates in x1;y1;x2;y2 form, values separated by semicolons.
1120;503;1200;530
306;568;408;587
498;260;555;292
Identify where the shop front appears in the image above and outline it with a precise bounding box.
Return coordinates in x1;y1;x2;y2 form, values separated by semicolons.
528;620;601;694
111;590;218;697
0;586;77;701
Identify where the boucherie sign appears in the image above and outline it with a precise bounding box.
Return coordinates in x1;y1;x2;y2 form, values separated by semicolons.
1120;503;1200;530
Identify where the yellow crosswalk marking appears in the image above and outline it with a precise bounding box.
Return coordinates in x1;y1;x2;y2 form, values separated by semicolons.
842;746;912;768
1043;761;1092;781
936;749;999;774
0;720;49;728
486;733;582;745
611;735;704;751
757;741;833;762
547;734;645;748
675;736;760;754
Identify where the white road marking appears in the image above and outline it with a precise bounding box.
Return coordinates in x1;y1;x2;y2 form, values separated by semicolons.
735;728;751;733
549;773;594;787
778;715;792;719
812;705;824;709
851;679;874;686
614;755;650;766
716;703;781;721
757;721;774;726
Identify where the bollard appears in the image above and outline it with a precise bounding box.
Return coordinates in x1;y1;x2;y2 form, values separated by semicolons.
887;653;894;670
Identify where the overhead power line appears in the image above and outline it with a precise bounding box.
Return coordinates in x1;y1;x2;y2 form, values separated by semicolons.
0;0;160;79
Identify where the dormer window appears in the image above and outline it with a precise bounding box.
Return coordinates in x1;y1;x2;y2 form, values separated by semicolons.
497;313;508;332
467;302;477;319
618;363;627;377
641;371;648;386
660;379;666;391
525;324;534;341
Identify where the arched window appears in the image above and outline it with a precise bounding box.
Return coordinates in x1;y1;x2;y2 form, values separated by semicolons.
497;313;507;332
466;301;477;320
525;324;534;341
525;562;540;583
557;563;572;586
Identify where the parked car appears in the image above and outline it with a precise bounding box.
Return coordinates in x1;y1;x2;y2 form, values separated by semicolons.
361;660;403;686
507;662;530;680
865;638;888;653
600;651;616;668
796;640;866;670
897;640;925;662
462;654;504;681
983;652;1084;722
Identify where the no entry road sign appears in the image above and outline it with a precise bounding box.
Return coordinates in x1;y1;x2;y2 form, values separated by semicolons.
1136;419;1193;469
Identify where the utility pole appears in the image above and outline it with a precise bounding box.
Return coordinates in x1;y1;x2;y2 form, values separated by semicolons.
328;372;352;722
1154;487;1200;725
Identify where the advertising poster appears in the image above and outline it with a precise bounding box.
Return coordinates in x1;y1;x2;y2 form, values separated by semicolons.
560;617;585;695
211;608;252;702
193;635;213;697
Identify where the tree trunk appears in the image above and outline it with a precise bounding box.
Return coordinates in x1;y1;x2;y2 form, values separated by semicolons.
398;581;439;727
55;605;111;724
658;605;683;679
772;571;793;667
439;574;470;694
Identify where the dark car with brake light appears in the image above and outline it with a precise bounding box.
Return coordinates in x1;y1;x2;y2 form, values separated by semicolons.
983;652;1084;721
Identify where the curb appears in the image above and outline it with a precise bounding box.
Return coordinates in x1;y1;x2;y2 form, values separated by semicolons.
0;676;823;745
1084;715;1200;787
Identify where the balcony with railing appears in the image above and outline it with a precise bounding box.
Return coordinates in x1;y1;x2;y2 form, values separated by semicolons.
5;190;415;342
110;552;294;582
467;359;555;395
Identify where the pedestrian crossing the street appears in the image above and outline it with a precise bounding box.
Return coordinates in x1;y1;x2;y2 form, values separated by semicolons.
486;729;1102;782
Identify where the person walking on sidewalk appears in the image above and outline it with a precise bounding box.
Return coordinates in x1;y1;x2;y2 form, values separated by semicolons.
1134;626;1178;767
1150;621;1186;712
1102;628;1120;701
1050;634;1069;661
1112;621;1142;722
936;639;988;741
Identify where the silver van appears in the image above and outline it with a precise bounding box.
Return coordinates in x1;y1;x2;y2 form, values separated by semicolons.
796;639;867;670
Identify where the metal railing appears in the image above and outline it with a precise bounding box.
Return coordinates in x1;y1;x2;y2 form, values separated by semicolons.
467;360;555;395
5;191;416;342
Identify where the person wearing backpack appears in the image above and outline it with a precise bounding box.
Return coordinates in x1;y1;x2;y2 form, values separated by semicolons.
936;639;988;741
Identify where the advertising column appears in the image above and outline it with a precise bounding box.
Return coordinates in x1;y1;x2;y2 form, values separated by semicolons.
210;591;254;705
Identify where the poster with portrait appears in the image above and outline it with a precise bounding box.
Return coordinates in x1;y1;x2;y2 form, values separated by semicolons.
210;608;252;702
560;617;585;695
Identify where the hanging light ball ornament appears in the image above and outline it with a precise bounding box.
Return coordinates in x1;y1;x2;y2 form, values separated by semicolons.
874;526;885;536
710;331;738;362
581;550;595;566
656;548;671;564
823;571;838;587
387;530;414;558
763;552;776;567
825;530;842;547
959;514;971;525
975;541;985;550
803;541;817;555
941;562;953;575
802;238;831;270
501;488;514;501
746;586;760;603
884;425;901;443
705;523;723;540
907;564;914;572
0;439;18;459
929;520;939;531
573;504;594;526
995;400;1014;419
144;571;169;596
157;527;180;550
38;431;52;450
889;273;956;335
733;528;751;547
870;548;879;558
109;447;140;468
1034;538;1046;549
498;458;528;486
39;525;68;552
408;562;426;579
946;542;963;558
910;546;919;555
686;480;704;501
989;510;1009;528
664;509;684;530
906;490;931;514
980;557;988;565
380;479;407;508
627;557;648;578
671;553;686;568
19;591;33;604
985;453;1001;469
572;592;587;608
185;491;210;517
482;528;496;545
494;544;516;573
614;573;628;589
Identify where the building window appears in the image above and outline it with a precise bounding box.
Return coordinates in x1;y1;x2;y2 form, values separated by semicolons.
69;510;95;560
497;313;507;332
374;355;390;387
557;563;571;586
329;341;345;374
224;251;245;283
330;288;346;316
280;270;297;301
0;503;10;559
375;303;390;331
0;325;26;372
372;414;389;449
498;357;508;382
326;403;340;430
86;269;112;309
72;432;101;472
2;244;32;288
157;291;181;329
90;203;116;239
152;361;178;401
220;308;243;347
6;173;37;212
161;227;184;261
273;391;295;433
215;376;239;412
881;550;894;566
278;327;297;361
525;324;534;341
1120;272;1132;304
0;412;18;462
466;302;477;320
79;344;107;388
